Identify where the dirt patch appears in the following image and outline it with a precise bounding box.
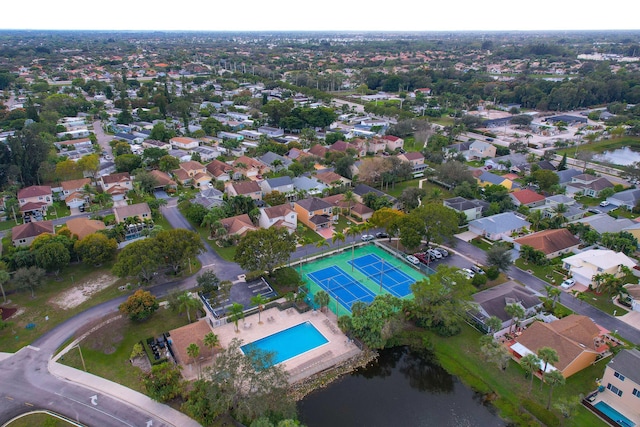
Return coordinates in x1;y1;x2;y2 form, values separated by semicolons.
131;355;151;373
50;274;118;310
0;306;17;320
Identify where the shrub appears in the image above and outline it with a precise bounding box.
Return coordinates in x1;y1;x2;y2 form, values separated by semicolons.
486;266;500;280
472;274;488;287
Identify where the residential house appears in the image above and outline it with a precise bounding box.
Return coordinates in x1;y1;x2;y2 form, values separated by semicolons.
114;132;144;145
467;141;497;160
192;188;224;209
205;159;233;182
190;146;221;162
476;171;517;190
468;212;531;241
315;170;351;187
469;281;543;332
382;135;404;152
565;173;614;197
54;137;93;151
100;172;132;205
113;202;152;224
292;176;327;198
220;214;258;238
285;147;311;161
65;217;106;240
443;197;489;221
397;152;428;174
168;149;192;162
352;183;396;207
170;136;200;150
623;284;640;313
17;185;53;218
11;220;54;247
366;138;387;154
562;249;637;286
606;188;640;211
556;169;582;187
329;140;366;157
511;315;604;378
509;189;546;208
260;176;294;198
570;213;636;235
294;197;333;231
257;126;284;138
258;204;297;233
172;161;211;188
258;152;292;171
149;170;177;190
142;139;172;151
308;144;328;158
533;194;586;221
232;156;268;180
598;349;640;423
322;194;374;222
60;178;91;197
226;181;262;201
514;229;581;259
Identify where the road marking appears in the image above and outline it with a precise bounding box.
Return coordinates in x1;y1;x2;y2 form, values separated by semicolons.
201;264;216;269
55;392;136;427
27;345;41;351
5;396;14;400
90;395;98;406
25;402;33;407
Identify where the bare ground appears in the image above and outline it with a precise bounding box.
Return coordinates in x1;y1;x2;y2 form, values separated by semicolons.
50;274;119;310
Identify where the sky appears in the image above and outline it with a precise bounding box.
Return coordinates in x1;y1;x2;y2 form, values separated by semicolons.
2;0;639;32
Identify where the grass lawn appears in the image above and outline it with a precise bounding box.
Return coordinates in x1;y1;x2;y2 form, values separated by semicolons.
557;137;640;157
470;237;493;252
48;201;71;219
579;290;628;316
59;308;190;392
384;177;453;199
514;259;567;285
0;261;129;353
0;218;19;232
611;208;639;220
6;413;75;427
415;323;607;427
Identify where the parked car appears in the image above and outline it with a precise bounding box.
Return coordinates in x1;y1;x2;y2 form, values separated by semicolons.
413;253;431;265
470;265;485;274
376;232;389;239
406;255;420;265
599;200;610;207
361;234;375;242
560;278;576;289
588;208;602;214
434;247;449;257
427;249;442;259
461;268;475;279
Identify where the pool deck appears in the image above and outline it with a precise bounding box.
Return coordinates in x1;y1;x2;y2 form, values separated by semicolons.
198;306;360;383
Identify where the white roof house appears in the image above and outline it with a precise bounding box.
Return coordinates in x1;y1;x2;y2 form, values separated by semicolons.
562;249;637;286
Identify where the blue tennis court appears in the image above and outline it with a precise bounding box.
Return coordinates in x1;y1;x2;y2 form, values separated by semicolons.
307;265;376;312
348;253;414;298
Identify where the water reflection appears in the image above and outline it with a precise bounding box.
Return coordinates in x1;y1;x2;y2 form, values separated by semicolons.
594;147;640;166
298;346;504;427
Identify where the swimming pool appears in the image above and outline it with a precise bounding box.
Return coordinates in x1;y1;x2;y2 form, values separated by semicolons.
241;321;328;366
594;401;636;427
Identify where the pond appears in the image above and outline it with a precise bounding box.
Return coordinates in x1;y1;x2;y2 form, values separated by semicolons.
594;147;640;166
297;346;505;427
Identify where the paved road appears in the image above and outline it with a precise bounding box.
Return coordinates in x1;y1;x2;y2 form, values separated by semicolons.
93;120;113;158
449;238;640;344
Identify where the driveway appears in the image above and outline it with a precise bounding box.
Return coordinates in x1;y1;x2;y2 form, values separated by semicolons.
454;231;478;242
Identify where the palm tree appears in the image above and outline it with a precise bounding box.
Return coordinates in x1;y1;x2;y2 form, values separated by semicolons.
315;239;330;257
228;302;244;333
527;210;543;232
537;347;559;390
544;370;566;409
186;343;201;378
505;303;525;335
544;285;561;309
342;190;357;219
485;316;503;335
203;332;219;361
551;203;568;228
332;231;346;247
521;353;541;392
314;290;330;313
176;292;201;323
251;294;268;324
345;224;363;270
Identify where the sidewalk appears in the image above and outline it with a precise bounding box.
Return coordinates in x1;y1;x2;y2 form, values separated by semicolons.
48;360;201;427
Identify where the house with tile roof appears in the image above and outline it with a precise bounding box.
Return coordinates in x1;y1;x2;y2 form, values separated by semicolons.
565;173;614;197
100;172;133;193
443;197;489;221
170;136;200;150
470;281;543;331
294;197;333;231
220;214;258;237
315;170;351;187
11;220;54;247
205;159;233;182
509;189;546;208
562;249;637;286
511;314;604;378
226;181;262;201
397;151;428;174
599;349;640;423
17;185;53;217
172;160;211;188
142;139;172;150
514;229;581;259
322;194;374;221
113;202;152;224
149;170;177;190
382;134;404;151
258;204;297;233
65;217;106;240
232;156;268;180
308;144;328;158
468;212;531;241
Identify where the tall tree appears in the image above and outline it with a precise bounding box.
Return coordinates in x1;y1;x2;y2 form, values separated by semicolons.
142;362;184;402
537;347;559;390
250;294;268;324
119;289;159;321
74;233;118;266
187;343;201;378
544;370;566;410
520;353;541;392
155;229;205;275
505;303;525;334
112;238;161;282
7;128;50;186
203;332;219;360
486;245;512;273
13;266;46;298
175;292;202;323
412;203;459;246
234;227;297;274
228;303;245;333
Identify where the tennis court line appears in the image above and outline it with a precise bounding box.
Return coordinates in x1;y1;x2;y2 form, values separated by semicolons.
307;266;376;309
348;253;415;298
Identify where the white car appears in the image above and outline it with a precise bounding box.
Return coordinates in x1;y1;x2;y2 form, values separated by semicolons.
461;268;475;279
361;234;375;242
427;249;442;259
561;278;576;289
599;201;610;207
406;255;420;265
